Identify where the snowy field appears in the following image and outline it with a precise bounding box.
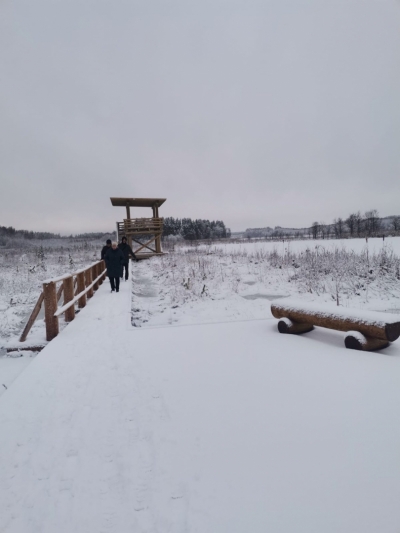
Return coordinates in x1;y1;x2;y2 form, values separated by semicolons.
1;270;400;532
2;236;400;395
181;235;400;255
132;236;400;328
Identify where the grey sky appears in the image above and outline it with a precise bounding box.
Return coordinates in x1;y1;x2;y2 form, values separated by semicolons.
1;0;399;233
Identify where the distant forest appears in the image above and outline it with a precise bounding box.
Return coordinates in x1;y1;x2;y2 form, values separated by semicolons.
0;226;115;244
162;218;231;240
0;226;61;240
245;211;400;240
0;218;231;244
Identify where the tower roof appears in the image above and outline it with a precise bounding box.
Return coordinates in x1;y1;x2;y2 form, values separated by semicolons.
110;197;166;208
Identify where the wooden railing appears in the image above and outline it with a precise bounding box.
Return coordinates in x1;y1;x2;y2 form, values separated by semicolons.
117;217;164;235
19;260;106;343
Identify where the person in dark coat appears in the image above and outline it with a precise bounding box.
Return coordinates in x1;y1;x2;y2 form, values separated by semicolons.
101;239;112;260
104;242;124;292
118;236;137;281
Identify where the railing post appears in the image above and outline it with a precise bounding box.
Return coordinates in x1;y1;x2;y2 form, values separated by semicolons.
97;261;103;285
77;271;86;308
63;275;75;322
92;263;99;291
85;267;94;298
101;260;106;280
43;281;59;341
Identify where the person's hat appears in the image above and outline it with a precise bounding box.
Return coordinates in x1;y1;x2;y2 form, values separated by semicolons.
121;236;127;242
106;239;112;244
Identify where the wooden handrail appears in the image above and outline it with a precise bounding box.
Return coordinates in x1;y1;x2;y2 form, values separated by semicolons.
42;261;101;284
123;217;163;223
19;260;107;343
118;218;164;235
54;268;106;317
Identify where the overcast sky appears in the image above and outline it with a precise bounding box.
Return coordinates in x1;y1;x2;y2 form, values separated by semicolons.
1;0;399;234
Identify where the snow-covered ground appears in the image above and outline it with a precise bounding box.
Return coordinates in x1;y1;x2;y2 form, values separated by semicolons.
132;237;400;328
1;271;400;532
2;237;400;394
181;235;400;255
0;240;106;392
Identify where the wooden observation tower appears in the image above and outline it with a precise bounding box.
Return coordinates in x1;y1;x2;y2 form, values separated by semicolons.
110;197;166;259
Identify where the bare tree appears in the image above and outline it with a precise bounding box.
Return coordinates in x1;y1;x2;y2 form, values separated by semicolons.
320;222;327;240
364;209;380;236
311;222;319;239
333;218;344;238
391;216;400;232
345;213;357;237
354;211;364;237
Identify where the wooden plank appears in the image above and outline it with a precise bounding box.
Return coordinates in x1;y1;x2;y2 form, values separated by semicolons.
7;346;45;354
77;271;86;308
85;267;94;298
43;281;59;341
19;292;44;342
132;235;157;254
56;282;64;302
92;264;99;291
63;276;75;322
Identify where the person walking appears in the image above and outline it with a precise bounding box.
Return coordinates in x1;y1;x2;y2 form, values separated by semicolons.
101;239;112;260
118;236;137;281
104;242;124;292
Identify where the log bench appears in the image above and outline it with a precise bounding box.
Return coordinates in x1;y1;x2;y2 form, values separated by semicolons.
270;298;400;351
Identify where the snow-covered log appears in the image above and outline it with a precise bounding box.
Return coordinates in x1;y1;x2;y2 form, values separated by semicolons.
344;331;389;351
271;298;400;349
277;317;314;335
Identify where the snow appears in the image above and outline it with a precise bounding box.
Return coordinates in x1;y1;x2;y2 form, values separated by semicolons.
0;350;37;395
1;269;400;532
130;240;400;330
279;316;293;327
131;262;285;328
272;297;400;327
346;330;367;344
183;235;400;256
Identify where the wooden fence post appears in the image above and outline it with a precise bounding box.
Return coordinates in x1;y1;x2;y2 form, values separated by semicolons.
43;281;59;341
98;261;103;285
77;271;86;308
63;275;75;322
19;292;44;342
92;264;99;291
85;267;94;298
102;260;106;280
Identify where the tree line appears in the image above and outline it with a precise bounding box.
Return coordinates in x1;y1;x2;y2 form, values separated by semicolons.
311;210;400;240
0;225;60;240
244;210;400;241
0;225;116;243
162;218;231;240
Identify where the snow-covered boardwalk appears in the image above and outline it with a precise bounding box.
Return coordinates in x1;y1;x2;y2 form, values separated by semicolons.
1;280;400;532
